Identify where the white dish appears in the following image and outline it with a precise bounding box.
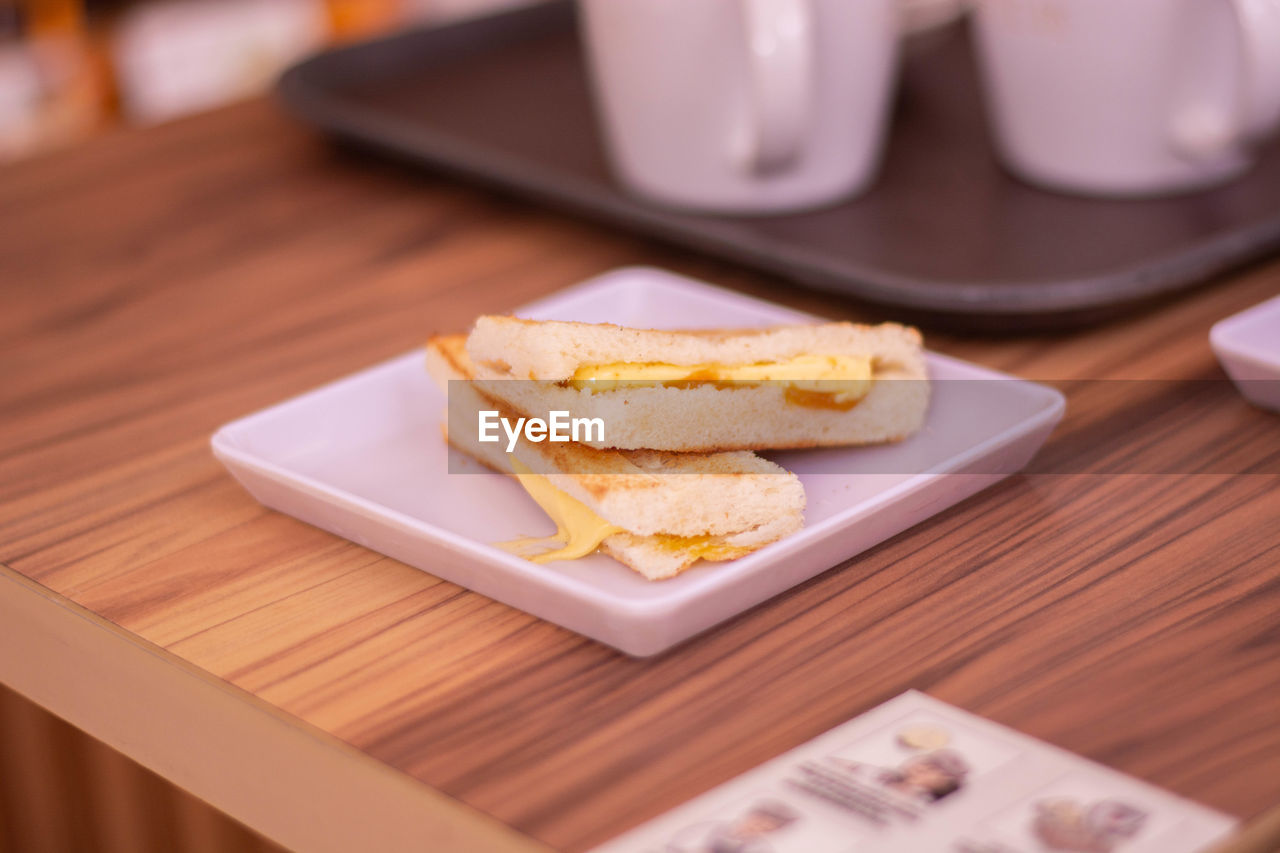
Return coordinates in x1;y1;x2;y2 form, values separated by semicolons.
212;267;1065;656
1211;295;1280;413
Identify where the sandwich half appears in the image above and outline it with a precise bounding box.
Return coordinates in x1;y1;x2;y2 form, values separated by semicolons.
426;335;805;580
464;317;929;451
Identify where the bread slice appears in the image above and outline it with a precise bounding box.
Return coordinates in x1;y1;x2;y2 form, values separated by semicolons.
464;317;929;451
427;336;805;580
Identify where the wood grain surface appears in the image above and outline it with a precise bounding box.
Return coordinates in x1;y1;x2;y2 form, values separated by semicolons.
1;99;1278;853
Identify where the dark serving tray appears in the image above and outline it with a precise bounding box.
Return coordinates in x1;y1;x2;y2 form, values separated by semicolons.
278;0;1280;330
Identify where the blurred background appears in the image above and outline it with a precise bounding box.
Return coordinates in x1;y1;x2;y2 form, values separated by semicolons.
3;1;1273;851
0;0;540;163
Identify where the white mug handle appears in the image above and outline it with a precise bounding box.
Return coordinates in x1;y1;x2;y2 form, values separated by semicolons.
1231;0;1280;137
738;0;815;174
1175;0;1280;158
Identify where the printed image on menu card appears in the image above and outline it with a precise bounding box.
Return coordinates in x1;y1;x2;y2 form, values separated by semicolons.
590;692;1237;853
785;707;1020;829
660;789;858;853
956;770;1223;853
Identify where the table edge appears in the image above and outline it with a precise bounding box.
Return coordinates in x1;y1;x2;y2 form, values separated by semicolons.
0;563;552;853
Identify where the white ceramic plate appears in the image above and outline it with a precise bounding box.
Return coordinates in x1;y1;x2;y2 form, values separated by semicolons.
1210;295;1280;413
212;267;1065;656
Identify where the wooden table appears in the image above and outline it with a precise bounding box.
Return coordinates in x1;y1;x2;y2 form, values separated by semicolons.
2;99;1278;853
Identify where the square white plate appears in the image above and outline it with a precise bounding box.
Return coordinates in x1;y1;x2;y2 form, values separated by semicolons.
1211;295;1280;413
212;267;1065;656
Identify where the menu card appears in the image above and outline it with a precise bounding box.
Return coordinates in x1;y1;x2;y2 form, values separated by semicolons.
592;691;1234;853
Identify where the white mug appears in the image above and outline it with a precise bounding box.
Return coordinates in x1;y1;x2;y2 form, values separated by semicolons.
972;0;1280;197
578;0;900;214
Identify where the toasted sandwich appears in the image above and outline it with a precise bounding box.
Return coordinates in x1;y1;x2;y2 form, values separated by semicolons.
463;317;929;451
426;335;805;580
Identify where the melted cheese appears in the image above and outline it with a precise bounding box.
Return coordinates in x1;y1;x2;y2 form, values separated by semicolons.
498;457;738;564
570;354;873;409
651;535;753;562
499;457;623;563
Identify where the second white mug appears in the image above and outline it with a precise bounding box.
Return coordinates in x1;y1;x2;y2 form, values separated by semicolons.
578;0;901;215
972;0;1280;197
